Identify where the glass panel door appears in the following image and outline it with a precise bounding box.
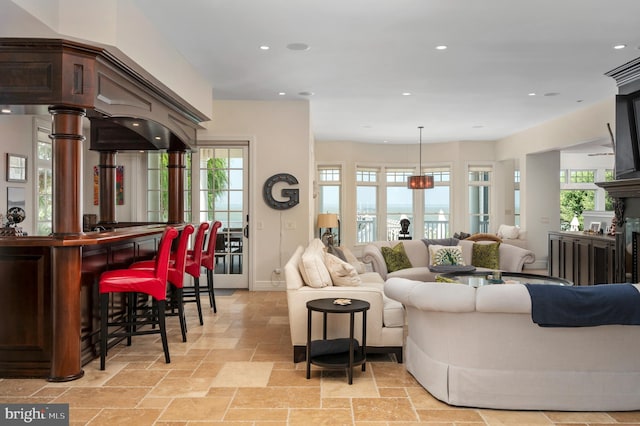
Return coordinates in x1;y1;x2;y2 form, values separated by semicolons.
199;145;248;288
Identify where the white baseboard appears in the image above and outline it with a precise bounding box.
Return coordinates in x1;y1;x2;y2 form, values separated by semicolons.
253;280;286;291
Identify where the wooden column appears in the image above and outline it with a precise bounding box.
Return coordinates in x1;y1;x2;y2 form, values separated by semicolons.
98;151;117;225
48;105;85;381
167;151;185;224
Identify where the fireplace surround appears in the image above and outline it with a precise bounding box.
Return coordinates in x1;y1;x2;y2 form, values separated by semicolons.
597;57;640;282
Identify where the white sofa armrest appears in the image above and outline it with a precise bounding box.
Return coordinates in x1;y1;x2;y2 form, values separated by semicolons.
362;243;390;280
498;243;535;272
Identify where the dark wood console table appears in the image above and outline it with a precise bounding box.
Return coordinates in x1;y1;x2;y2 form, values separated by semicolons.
548;231;616;285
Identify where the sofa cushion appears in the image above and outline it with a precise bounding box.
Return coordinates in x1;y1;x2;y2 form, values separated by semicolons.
298;238;332;288
388;266;435;282
381;242;412;272
357;275;405;327
472;242;500;269
324;253;361;287
429;244;465;266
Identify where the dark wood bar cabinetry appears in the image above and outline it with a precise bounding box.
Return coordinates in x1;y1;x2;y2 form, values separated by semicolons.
548;231;616;286
0;226;165;379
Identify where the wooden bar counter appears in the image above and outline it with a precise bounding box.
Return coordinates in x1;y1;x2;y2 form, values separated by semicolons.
0;225;168;380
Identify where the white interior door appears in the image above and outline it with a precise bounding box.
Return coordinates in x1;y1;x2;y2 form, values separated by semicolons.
198;144;249;289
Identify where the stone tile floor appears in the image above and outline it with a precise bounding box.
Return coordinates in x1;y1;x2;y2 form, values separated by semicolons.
1;290;640;425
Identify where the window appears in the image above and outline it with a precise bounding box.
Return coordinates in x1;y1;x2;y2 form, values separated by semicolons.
424;167;451;238
560;190;595;230
183;153;192;223
356;167;378;243
605;169;615;211
147;152;192;222
386;168;413;240
468;165;492;233
514;170;520;227
316;166;341;243
318;166;341;215
560;168;609;230
559;169;567;184
147;152;168;222
569;169;595;183
36;125;52;235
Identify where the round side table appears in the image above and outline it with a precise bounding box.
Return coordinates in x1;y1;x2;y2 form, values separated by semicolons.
305;298;369;384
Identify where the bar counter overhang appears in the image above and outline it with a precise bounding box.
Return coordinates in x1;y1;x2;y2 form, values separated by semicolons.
0;38;208;381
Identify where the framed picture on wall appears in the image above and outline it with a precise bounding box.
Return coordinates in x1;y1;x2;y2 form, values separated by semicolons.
590;222;601;233
6;153;27;183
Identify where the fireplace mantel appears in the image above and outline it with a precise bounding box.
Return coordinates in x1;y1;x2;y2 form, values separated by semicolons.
597;178;640;199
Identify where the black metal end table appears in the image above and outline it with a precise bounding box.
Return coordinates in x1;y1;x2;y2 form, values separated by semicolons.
306;298;369;384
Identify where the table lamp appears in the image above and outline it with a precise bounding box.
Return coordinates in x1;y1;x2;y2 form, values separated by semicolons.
317;213;339;246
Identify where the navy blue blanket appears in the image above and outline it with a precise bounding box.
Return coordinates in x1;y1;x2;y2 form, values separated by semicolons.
525;284;640;327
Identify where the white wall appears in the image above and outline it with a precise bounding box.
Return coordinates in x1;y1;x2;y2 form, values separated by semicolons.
0;116;36;235
198;100;313;290
524;151;561;269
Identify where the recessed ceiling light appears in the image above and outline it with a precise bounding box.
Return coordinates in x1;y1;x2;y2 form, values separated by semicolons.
298;91;314;96
154;136;161;140
402;92;412;96
435;45;448;50
260;45;270;50
132;122;140;127
287;43;310;51
528;92;536;96
576;99;584;103
544;92;560;97
614;44;627;50
1;107;11;114
278;92;286;96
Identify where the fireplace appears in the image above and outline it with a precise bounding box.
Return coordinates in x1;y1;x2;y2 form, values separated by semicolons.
597;56;640;282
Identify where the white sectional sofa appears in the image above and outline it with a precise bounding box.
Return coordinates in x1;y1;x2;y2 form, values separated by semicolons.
284;242;405;363
362;238;535;282
384;277;640;411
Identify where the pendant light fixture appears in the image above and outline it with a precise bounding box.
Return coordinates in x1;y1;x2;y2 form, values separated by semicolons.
407;126;434;189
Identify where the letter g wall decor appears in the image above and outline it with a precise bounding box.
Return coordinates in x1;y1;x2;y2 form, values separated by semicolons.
263;173;300;210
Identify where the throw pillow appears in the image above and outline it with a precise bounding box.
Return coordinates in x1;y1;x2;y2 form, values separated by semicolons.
428;244;465;266
472;242;500;269
380;243;412;272
298;239;332;288
324;253;361;286
466;233;502;243
340;246;366;274
497;224;520;240
326;245;347;262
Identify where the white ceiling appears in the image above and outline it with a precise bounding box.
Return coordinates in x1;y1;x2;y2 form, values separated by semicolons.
23;1;640;146
132;0;640;145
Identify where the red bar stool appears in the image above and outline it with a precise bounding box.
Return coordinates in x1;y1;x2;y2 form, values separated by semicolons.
129;224;195;342
201;221;223;313
183;222;210;325
99;226;178;370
